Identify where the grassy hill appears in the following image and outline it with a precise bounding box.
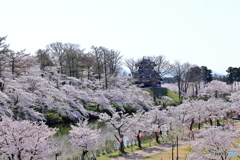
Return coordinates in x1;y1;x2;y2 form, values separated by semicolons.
142;87;180;103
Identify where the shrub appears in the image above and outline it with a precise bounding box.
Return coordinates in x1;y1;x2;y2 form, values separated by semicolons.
44;110;63;124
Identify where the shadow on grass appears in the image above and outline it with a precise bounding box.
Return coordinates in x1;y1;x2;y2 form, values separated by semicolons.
157;87;168;95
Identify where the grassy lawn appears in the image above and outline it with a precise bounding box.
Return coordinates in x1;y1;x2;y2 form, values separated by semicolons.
96;139;162;160
62;139;162;160
162;88;180;102
142;137;240;160
142;144;192;160
62;135;240;160
95;143;157;160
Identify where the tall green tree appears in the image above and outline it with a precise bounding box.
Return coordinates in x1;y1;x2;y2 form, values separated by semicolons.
187;66;202;97
226;67;234;91
226;67;240;91
201;66;212;84
36;49;53;71
62;43;84;78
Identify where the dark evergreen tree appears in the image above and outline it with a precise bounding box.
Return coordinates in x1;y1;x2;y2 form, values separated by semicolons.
226;67;240;91
201;66;212;84
186;66;202;97
226;67;234;85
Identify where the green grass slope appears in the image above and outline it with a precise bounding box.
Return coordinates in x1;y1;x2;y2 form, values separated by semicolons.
142;87;180;102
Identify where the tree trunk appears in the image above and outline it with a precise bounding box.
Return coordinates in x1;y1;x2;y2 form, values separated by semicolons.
153;95;156;104
87;67;90;80
178;90;181;102
235;81;237;92
97;104;100;112
17;150;22;160
217;119;221;126
195;84;198;97
12;59;15;79
152;93;156;103
189;119;194;131
209;119;213;126
215;90;218;98
104;52;108;90
0;81;4;92
198;116;201;129
152;87;157;104
120;141;124;153
172;139;174;160
98;74;101;81
115;134;125;153
176;136;178;160
68;56;72;76
192;84;194;98
178;79;182;102
59;62;63;74
81;150;88;160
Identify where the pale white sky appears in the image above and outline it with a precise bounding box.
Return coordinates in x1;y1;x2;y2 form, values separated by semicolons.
1;0;240;74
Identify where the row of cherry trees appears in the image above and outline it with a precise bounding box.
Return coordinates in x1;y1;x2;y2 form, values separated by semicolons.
158;80;240;159
0;61;154;121
162;80;233;99
97;96;240;159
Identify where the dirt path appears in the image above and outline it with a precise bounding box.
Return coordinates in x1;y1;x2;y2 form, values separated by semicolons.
109;120;240;160
109;140;188;160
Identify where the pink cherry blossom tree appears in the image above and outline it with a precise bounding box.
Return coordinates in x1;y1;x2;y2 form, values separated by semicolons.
199;80;231;98
69;119;101;160
126;112;151;148
147;108;170;143
202;98;229;126
0;117;57;160
98;112;132;153
187;127;240;160
176;100;208;130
